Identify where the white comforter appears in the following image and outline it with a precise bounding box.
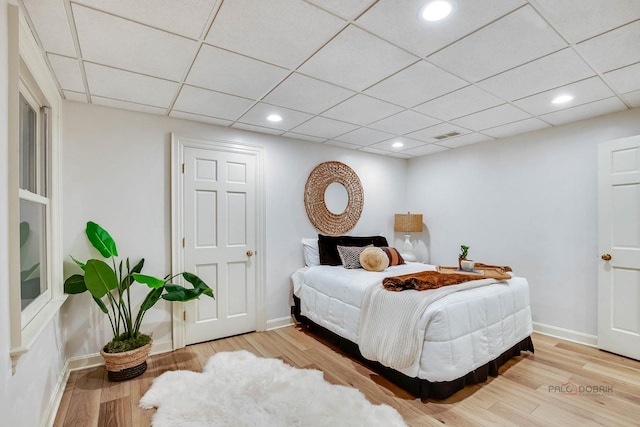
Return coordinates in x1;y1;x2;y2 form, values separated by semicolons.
292;263;532;381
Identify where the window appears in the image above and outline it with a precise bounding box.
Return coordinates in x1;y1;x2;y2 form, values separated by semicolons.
8;4;64;371
18;76;51;324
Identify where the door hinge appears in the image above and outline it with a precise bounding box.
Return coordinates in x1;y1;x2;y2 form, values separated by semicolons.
182;237;185;247
183;311;186;321
182;163;185;174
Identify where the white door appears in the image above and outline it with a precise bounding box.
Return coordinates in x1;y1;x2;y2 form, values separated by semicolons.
598;135;640;360
182;145;258;345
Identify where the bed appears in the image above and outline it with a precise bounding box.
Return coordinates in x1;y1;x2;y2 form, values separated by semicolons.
291;236;534;399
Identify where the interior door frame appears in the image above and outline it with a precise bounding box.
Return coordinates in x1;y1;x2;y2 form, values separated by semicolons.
170;133;266;350
597;134;640;358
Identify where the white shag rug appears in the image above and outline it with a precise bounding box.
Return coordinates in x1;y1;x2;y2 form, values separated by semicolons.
139;350;407;427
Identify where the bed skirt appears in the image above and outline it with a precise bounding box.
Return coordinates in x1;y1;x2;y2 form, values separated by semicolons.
292;295;534;400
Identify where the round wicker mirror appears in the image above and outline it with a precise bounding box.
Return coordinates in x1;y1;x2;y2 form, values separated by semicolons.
304;161;364;236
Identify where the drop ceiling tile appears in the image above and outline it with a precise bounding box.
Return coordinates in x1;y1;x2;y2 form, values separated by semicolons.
358;146;392;155
540;97;627;125
237;103;313;131
92;96;167;115
429;6;567;82
22;0;76;56
481;117;550;139
323;140;362;149
452;104;531;131
401;144;449;157
169;110;233;127
334;127;394;146
186;45;289;99
532;0;640;43
76;0;215;39
263;73;355;114
413;86;504;121
622;90;640;108
85;63;179;107
231;123;285;135
290;116;359;139
437;133;494;149
576;20;640;73
388;152;414;159
513;77;615;116
356;0;525;57
47;54;85;92
477;48;595;101
206;0;346;68
604;62;640;94
282;132;327;143
306;0;376;20
321;94;403;126
407;123;470;143
366;136;424;151
63;91;88;102
298;25;418;92
173;85;254;121
369;110;440;134
73;4;198;81
364;61;467;107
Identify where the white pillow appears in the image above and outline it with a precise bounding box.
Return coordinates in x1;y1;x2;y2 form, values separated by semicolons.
301;238;320;267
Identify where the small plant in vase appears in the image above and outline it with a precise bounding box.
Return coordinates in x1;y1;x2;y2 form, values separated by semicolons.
458;245;469;270
64;221;214;381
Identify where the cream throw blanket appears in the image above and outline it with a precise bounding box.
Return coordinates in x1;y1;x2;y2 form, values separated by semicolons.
359;278;500;370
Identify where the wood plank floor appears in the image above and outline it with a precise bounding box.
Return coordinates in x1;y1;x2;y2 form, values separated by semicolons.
53;327;640;426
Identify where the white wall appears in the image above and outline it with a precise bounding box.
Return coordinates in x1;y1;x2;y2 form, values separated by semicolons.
0;0;12;420
62;101;408;358
407;108;640;337
1;3;67;427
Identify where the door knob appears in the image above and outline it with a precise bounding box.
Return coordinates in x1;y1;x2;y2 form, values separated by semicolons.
246;250;254;257
601;253;612;261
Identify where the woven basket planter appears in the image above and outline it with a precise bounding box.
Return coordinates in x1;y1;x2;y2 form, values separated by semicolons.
100;340;152;381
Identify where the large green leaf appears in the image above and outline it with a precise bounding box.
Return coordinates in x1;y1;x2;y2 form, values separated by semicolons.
70;255;86;271
140;287;163;311
64;274;87;294
20;221;29;247
84;259;118;298
93;296;109;313
162;287;201;302
133;273;165;289
182;272;214;298
86;221;118;258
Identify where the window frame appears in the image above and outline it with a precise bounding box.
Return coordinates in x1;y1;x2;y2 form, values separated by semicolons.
18;80;52;327
8;5;65;372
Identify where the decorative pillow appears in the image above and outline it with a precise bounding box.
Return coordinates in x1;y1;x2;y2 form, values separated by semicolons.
360;247;390;272
318;234;389;266
301;238;320;267
337;245;372;269
381;247;405;266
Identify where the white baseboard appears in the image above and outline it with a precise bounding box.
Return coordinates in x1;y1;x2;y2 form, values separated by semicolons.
533;322;598;347
43;365;70;427
266;316;294;331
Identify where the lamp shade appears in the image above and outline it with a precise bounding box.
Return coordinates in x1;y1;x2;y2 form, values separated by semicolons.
394;213;423;232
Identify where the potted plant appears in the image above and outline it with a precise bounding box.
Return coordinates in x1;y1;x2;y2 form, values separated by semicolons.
64;221;214;381
458;244;469;270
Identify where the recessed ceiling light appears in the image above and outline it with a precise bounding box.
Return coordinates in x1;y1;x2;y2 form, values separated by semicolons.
422;1;452;22
551;94;573;105
266;114;282;122
392;141;404;148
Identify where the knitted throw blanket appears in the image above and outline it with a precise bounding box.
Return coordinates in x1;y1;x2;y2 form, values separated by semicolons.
359;278;500;370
